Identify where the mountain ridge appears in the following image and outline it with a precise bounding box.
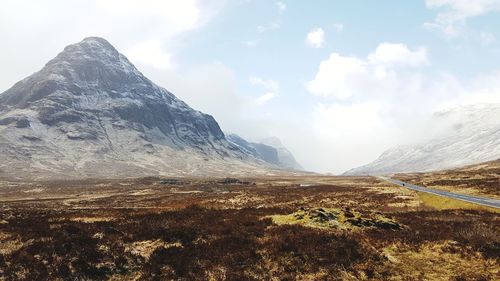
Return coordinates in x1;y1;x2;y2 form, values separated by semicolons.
226;134;303;171
345;104;500;175
0;37;290;179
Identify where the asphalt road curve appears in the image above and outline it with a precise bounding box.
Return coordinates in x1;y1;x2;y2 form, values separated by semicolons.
379;176;500;209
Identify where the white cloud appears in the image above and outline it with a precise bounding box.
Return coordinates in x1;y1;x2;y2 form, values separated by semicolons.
306;53;367;99
257;22;280;33
332;23;344;32
310;102;391;171
368;43;428;67
0;0;223;91
306;28;325;48
250;76;280;92
125;41;173;70
313;103;384;137
439;71;500;108
276;1;287;13
96;0;201;33
257;92;278;103
424;0;500;37
250;76;280;103
306;43;428;99
303;41;500;173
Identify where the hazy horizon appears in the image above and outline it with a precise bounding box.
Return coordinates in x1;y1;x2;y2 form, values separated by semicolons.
2;0;500;173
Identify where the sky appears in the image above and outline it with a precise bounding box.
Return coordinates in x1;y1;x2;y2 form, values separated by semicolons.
1;0;500;173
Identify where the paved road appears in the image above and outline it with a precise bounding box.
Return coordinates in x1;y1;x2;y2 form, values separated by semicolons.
379;176;500;209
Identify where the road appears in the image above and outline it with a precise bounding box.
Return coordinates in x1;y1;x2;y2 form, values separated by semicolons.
379;176;500;209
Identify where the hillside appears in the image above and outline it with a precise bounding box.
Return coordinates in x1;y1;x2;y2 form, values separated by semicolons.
0;37;282;180
345;104;500;175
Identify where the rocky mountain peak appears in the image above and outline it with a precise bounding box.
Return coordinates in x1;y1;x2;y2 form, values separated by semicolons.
45;36;139;75
59;37;118;57
0;37;283;179
0;37;150;109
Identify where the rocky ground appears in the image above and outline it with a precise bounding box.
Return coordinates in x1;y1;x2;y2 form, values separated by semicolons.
0;176;498;280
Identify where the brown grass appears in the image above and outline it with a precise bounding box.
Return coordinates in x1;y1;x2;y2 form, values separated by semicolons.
0;175;498;280
395;159;500;199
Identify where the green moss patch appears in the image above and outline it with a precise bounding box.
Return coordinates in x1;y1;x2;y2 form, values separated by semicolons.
270;207;403;231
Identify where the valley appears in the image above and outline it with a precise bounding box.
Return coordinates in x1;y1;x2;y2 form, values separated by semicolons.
0;31;499;281
2;2;500;280
0;174;498;280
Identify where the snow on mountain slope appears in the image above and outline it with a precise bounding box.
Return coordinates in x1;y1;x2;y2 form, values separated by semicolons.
344;104;500;175
0;37;281;179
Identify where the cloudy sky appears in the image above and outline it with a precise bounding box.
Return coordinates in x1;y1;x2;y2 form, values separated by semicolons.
1;0;500;173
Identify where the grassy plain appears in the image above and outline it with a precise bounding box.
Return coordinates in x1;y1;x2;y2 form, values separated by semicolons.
395;159;500;199
0;175;498;280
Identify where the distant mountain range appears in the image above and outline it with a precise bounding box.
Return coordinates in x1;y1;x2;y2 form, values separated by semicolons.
0;37;302;179
345;104;500;175
226;134;303;170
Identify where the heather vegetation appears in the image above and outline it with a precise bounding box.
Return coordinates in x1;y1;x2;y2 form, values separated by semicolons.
0;176;498;280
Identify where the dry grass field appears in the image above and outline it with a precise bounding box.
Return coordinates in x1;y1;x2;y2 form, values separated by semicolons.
395;159;500;199
0;175;498;280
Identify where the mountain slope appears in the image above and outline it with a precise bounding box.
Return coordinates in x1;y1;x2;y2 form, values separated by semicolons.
345;104;500;175
0;37;278;179
259;137;303;170
226;134;303;170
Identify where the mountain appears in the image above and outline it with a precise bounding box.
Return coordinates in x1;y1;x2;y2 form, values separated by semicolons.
226;134;303;170
0;37;280;179
345;104;500;175
259;137;304;170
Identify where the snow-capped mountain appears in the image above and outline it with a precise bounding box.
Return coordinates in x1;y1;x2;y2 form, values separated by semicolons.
226;134;303;171
345;104;500;175
0;37;280;179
